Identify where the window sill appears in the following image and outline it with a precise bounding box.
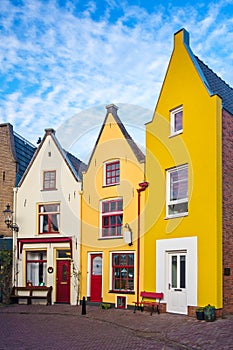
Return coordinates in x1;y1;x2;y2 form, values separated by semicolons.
99;236;123;240
41;189;58;191
109;290;135;295
102;183;120;188
165;213;188;220
169;131;183;138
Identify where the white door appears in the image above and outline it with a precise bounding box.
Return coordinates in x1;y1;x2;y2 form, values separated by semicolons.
167;251;187;314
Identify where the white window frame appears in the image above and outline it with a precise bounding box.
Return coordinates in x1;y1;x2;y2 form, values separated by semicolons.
170;106;183;136
166;164;188;218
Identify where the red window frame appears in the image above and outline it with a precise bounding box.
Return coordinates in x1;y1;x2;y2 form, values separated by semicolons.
112;253;134;292
43;170;56;190
26;251;47;286
38;203;60;234
102;199;123;237
105;160;120;186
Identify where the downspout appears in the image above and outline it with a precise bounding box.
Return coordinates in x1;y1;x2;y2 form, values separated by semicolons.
13;187;18;287
136;181;149;307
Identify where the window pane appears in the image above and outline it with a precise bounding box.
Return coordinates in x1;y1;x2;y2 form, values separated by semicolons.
174;110;183;132
171;256;177;288
26;251;47;286
105;161;120;185
112;253;134;291
101;199;123;237
39;203;60;234
180;255;186;288
168;202;188;215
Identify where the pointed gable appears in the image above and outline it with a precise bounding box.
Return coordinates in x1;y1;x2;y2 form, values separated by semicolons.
86;104;145;170
19;128;86;186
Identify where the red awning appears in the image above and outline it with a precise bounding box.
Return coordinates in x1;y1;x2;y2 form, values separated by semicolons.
17;237;73;257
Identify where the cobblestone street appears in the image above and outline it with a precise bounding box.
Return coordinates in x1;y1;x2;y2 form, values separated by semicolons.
0;304;233;349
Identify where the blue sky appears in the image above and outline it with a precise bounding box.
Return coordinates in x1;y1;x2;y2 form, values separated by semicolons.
1;0;233;160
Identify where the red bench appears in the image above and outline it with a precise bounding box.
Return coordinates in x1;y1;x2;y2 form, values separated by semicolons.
134;291;164;315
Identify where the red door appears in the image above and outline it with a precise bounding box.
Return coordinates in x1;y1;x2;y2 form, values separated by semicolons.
56;260;70;303
90;254;102;302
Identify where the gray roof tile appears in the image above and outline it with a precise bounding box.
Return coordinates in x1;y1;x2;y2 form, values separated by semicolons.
195;56;233;115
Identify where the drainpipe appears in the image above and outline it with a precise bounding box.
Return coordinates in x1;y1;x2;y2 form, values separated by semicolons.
13;187;18;287
136;181;149;307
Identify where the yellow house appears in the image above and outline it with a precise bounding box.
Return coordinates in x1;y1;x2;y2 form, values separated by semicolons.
144;28;233;315
81;104;146;308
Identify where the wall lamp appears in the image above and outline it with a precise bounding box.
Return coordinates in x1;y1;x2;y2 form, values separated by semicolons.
3;204;19;232
123;223;133;246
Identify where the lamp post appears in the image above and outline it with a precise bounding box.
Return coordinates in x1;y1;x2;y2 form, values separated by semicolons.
3;204;19;287
136;181;149;307
3;204;19;232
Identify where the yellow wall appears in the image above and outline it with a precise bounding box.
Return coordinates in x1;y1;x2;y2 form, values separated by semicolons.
145;29;222;308
81;111;145;306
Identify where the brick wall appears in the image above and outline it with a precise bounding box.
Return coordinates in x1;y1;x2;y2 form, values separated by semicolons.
0;124;17;238
222;109;233;313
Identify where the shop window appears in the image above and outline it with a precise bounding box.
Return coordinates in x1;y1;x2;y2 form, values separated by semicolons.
26;251;47;286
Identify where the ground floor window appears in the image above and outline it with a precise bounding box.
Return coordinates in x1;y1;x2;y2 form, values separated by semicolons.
112;252;134;291
26;251;47;286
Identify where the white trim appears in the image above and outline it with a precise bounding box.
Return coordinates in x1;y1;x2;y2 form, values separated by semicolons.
156;237;197;314
170;106;183;136
166;164;188;218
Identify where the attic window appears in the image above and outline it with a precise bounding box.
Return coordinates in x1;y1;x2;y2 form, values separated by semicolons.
104;160;120;186
170;106;183;136
43;170;56;190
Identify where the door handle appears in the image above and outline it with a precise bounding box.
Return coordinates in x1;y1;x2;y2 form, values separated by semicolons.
168;283;171;290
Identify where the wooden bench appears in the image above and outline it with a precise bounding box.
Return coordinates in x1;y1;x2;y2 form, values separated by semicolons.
10;286;53;305
134;291;164;315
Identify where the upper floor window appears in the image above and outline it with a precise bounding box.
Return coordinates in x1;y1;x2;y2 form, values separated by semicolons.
39;203;60;234
101;198;123;237
105;160;120;186
170;106;183;136
43;171;56;190
166;164;188;218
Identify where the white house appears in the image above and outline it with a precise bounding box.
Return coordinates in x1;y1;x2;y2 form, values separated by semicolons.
14;128;86;305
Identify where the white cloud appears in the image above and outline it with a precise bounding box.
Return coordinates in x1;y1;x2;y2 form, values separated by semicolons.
0;0;232;157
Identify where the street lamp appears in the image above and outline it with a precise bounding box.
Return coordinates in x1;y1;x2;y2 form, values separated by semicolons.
3;204;19;232
136;181;149;307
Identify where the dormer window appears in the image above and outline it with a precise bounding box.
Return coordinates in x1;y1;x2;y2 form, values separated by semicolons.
170;106;183;136
43;170;56;190
105;160;120;186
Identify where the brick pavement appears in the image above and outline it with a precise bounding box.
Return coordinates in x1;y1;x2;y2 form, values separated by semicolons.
0;304;233;349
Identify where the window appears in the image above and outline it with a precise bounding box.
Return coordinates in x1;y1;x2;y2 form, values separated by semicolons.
101;199;123;237
39;203;60;234
166;164;188;217
43;171;56;190
105;160;120;185
26;251;47;286
170;106;183;136
112;253;134;291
